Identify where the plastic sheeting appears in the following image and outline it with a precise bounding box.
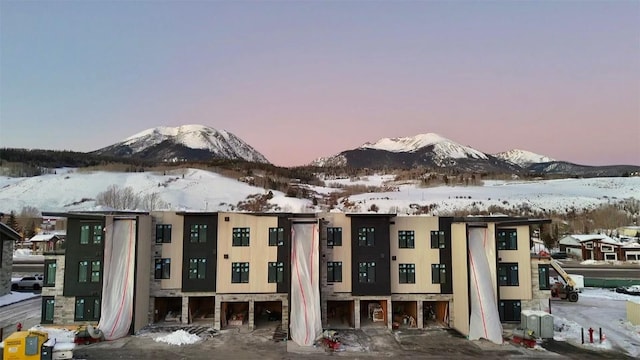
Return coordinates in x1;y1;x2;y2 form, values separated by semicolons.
97;219;136;340
468;227;503;344
289;222;322;346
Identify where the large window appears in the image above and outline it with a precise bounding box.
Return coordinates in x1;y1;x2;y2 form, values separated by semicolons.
327;227;342;247
74;297;101;321
188;258;207;279
538;264;550;290
431;264;447;284
268;262;284;283
431;231;446;249
44;260;56;287
189;224;208;243
155;224;172;243
327;261;342;283
232;227;250;246
497;229;518;250
498;263;519;286
399;263;416;284
269;227;284;246
79;261;100;283
499;300;521;322
358;227;375;247
232;262;249;283
358;262;376;283
80;224;103;245
42;297;55;324
398;230;415;249
155;258;171;279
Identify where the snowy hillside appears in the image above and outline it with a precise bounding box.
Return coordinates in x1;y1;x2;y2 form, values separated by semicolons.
494;149;556;166
1;169;638;216
93;124;269;163
0;169;309;213
361;133;488;159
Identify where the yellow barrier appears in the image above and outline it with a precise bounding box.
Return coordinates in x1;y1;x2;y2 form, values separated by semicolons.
627;300;640;325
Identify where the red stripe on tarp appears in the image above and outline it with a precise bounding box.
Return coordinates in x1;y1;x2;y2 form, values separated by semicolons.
468;249;489;338
292;228;310;344
108;221;134;338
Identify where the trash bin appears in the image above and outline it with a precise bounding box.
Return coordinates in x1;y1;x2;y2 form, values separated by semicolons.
40;344;53;360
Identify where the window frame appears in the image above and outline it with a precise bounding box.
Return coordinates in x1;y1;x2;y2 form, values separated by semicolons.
498;262;519;286
399;263;416;284
327;227;343;247
154;258;171;279
74;297;101;322
497;229;518;250
78;261;89;283
41;296;55;324
268;261;284;283
155;224;172;243
538;264;550;290
268;227;284;246
499;300;521;322
357;227;375;247
358;262;376;283
327;261;343;283
188;258;207;279
398;230;415;249
430;231;446;249
431;264;447;284
189;224;208;243
80;223;103;245
232;227;250;247
232;262;250;283
44;260;56;287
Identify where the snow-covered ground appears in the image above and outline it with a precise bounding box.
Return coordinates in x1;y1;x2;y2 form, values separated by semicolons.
551;288;640;357
1;169;637;215
0;291;40;307
153;329;201;345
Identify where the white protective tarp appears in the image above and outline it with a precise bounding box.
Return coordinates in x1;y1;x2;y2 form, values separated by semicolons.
97;219;136;340
468;227;503;344
290;222;322;346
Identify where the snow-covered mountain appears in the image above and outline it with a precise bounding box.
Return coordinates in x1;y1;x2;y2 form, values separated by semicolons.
93;125;269;163
312;132;517;172
494;149;556;167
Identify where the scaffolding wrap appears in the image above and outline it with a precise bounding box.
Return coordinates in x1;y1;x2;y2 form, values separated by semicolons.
97;219;136;340
289;222;322;346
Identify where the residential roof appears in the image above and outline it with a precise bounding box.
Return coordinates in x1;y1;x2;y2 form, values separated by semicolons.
0;222;21;241
622;242;640;249
29;234;61;242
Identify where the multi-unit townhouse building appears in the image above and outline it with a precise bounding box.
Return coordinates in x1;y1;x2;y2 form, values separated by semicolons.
40;211;552;342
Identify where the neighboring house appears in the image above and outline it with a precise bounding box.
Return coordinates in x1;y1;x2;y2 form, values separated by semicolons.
1;223;21;297
580;235;623;261
622;242;640;261
39;211;552;344
617;226;640;238
29;233;64;253
558;235;584;259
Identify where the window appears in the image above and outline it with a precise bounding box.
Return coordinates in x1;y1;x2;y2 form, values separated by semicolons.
626;252;640;261
232;227;250;246
498;263;519;286
327;227;342;247
604;253;617;260
188;258;206;279
431;231;446;249
268;262;284;283
80;224;103;245
78;261;88;283
538;264;550;290
155;258;171;279
74;297;101;321
398;230;415;248
601;245;614;252
399;263;416;284
584;242;593;250
327;262;342;283
42;297;55;324
432;264;447;284
155;224;172;243
358;227;375;247
358;262;376;283
44;260;56;287
232;262;249;283
497;229;517;250
269;227;284;246
90;261;101;283
499;300;521;322
189;224;207;243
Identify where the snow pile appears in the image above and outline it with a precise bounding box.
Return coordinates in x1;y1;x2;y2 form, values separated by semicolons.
580;260;599;265
579;288;640;301
153;330;200;345
30;325;76;343
553;316;613;351
0;291;40;306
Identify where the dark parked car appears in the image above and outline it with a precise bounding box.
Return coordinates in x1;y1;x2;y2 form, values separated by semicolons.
551;252;568;259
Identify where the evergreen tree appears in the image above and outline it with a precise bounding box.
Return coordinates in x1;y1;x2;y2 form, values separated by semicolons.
7;211;21;234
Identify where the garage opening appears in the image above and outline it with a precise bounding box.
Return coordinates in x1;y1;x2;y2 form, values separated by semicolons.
327;300;355;328
360;300;387;328
254;301;282;329
392;301;418;329
154;297;182;323
423;301;449;328
221;301;249;329
188;296;214;324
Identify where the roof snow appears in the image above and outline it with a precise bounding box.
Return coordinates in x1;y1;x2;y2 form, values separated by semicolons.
494;149;556;166
360;133;488;159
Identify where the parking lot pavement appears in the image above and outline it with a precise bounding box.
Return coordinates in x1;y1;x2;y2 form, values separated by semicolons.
72;325;590;360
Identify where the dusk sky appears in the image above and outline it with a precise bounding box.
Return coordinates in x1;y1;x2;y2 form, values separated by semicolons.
1;1;638;166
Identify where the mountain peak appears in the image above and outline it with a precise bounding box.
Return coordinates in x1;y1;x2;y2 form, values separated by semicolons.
494;149;555;166
360;132;488;160
94;124;269;163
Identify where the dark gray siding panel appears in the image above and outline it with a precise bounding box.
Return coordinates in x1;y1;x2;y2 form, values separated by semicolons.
181;214;218;292
350;216;391;296
439;217;453;294
63;217;104;297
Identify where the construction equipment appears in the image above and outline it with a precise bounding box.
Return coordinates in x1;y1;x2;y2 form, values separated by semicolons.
550;259;579;302
2;330;47;360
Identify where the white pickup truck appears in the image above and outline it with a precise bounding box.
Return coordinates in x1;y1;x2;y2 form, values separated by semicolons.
11;274;44;290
